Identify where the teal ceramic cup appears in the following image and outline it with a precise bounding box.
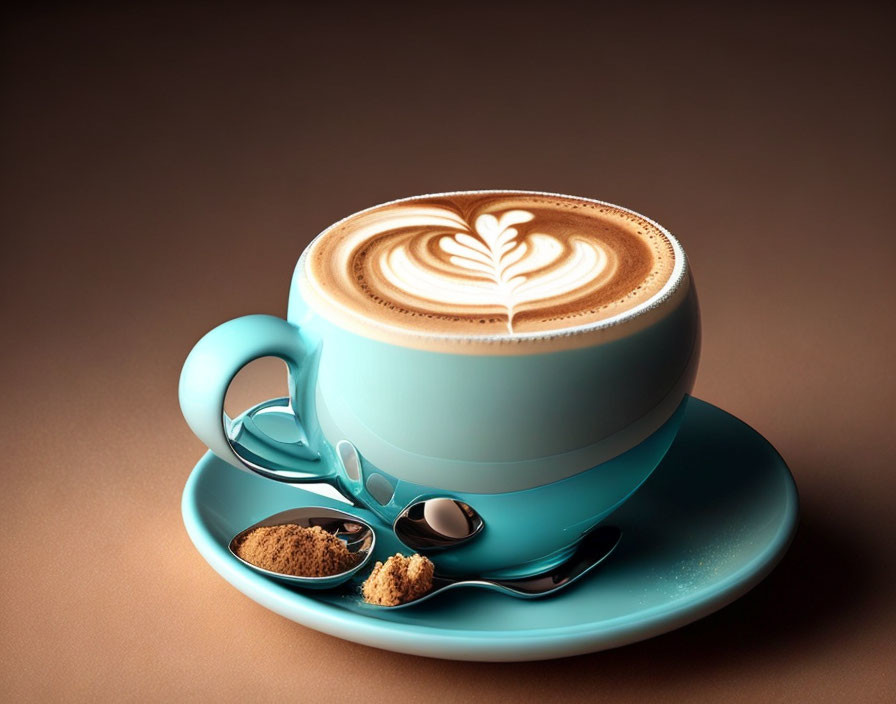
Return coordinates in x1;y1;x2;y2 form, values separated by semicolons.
179;192;700;577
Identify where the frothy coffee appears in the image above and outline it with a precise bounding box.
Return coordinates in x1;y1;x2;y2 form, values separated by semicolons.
300;192;680;345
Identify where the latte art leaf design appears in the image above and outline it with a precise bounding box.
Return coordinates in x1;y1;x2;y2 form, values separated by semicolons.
306;193;676;340
378;207;609;333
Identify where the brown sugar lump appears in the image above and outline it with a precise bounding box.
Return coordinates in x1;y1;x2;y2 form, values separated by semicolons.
234;524;355;577
361;553;435;606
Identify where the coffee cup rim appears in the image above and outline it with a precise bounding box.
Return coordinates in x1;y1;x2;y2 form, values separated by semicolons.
295;189;688;348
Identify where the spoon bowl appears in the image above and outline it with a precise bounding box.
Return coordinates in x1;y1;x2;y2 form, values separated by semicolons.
393;497;485;551
369;524;621;609
229;507;375;589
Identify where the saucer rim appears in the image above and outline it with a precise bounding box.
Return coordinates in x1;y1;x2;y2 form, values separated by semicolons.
182;399;799;661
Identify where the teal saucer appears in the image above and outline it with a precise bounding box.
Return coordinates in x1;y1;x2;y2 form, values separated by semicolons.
181;398;798;661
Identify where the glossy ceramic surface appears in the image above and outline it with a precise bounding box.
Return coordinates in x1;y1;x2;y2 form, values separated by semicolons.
182;399;798;661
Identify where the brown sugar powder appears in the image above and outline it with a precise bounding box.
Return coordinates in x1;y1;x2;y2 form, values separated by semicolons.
361;553;435;606
234;524;355;577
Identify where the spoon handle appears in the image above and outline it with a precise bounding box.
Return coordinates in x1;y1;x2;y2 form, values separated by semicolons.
371;525;622;609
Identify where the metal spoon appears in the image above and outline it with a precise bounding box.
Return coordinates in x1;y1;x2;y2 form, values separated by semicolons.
228;507;375;589
393;497;485;551
368;525;622;609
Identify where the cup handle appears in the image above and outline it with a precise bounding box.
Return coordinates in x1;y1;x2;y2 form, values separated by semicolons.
178;314;337;484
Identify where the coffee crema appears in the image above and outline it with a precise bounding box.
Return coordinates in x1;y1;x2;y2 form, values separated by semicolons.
300;192;679;340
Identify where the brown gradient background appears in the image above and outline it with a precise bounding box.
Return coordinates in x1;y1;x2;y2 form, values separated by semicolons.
1;2;894;702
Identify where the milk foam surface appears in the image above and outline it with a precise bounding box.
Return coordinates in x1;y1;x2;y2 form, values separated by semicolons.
301;192;678;343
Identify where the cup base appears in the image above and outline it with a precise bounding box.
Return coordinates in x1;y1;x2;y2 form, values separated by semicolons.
479;540;581;580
